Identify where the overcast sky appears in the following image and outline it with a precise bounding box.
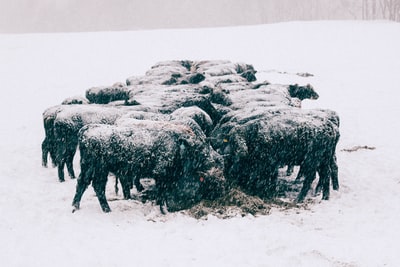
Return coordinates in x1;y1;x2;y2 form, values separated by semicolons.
0;0;364;33
0;0;269;33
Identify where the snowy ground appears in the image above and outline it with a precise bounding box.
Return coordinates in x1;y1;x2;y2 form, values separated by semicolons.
1;21;400;267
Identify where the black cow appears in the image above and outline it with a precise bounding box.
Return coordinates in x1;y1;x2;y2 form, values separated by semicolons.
52;105;123;182
287;109;340;192
42;105;66;168
127;60;193;86
61;96;89;105
219;108;340;202
86;83;129;104
72;119;225;213
288;84;319;101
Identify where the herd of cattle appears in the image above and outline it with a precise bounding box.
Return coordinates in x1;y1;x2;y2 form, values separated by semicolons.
41;60;340;214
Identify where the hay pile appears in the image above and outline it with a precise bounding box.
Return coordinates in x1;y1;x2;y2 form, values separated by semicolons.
187;188;271;219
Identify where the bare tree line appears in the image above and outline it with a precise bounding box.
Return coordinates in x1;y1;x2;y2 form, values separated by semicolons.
362;0;400;21
361;0;400;20
256;0;400;23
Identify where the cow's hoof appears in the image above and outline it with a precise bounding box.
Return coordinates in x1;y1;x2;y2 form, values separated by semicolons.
322;195;330;201
102;207;111;213
72;205;79;213
159;204;168;215
333;185;339;191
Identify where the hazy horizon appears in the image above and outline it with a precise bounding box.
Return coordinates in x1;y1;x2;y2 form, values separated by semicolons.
0;0;371;33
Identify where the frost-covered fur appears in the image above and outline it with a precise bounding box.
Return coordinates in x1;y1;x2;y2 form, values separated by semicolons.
288;84;319;100
72;119;225;213
193;61;256;80
127;60;194;86
61;96;89;105
44;105;216;183
117;106;213;136
210;82;317;112
170;106;213;136
53;105;124;182
41;59;339;212
289;109;340;191
227;84;301;110
125;84;221;123
126;60;255;92
86;84;129;104
42;105;68;168
218;108;340;202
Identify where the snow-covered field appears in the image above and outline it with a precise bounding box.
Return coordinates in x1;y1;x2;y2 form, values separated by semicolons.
1;21;399;267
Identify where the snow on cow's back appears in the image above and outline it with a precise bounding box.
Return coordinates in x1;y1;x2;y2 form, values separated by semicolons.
245;108;339;150
42;105;67;120
114;117;220;170
261;108;335;128
79;123;115;143
55;104;124;126
115;118;201;144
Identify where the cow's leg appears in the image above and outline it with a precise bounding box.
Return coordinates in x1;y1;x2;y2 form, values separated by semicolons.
66;143;77;179
265;167;278;198
158;198;168;215
114;176;119;195
316;154;338;193
156;182;168;214
294;166;305;182
296;167;316;203
66;161;75;179
134;176;144;192
72;174;90;212
159;202;168;215
49;152;57;167
120;176;132;200
41;139;49;167
318;163;331;201
122;186;131;200
58;162;65;182
92;175;111;213
330;154;339;190
315;172;323;195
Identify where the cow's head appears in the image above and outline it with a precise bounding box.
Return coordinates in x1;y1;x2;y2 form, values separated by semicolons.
289;84;319;100
164;138;226;212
